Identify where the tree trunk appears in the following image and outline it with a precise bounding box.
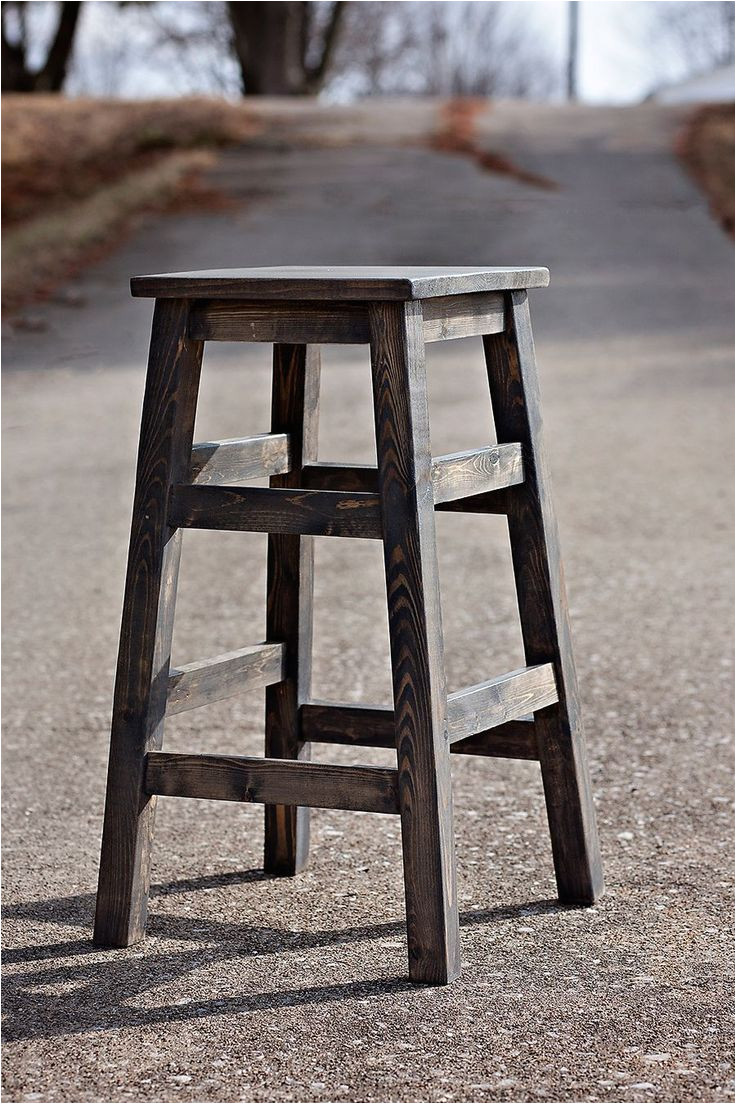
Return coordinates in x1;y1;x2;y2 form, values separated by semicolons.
227;0;345;96
1;0;81;93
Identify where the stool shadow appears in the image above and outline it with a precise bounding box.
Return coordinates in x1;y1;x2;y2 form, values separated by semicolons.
2;870;564;1041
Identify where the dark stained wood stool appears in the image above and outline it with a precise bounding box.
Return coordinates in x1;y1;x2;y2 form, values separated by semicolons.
94;266;603;985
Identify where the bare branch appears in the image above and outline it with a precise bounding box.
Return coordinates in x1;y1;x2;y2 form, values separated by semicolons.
305;1;347;90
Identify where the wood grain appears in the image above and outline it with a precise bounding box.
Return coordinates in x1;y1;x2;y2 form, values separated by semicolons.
302;462;378;493
483;290;603;903
168;484;383;539
94;298;203;947
131;265;550;301
446;664;557;742
300;702;539;761
189;300;370;344
370;299;460;985
302;445;523;506
451;720;539;760
421;292;504;341
300;701;395;745
189;433;291;485
188;291;505;345
264;344;321;874
166;642;286;715
145;753;400;814
431;444;523;504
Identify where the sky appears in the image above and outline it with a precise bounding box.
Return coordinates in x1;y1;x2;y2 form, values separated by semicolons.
50;0;731;105
532;1;659;102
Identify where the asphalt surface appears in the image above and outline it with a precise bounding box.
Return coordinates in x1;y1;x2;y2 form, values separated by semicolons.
2;101;733;1103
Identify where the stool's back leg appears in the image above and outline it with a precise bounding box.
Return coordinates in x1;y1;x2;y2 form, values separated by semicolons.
264;343;321;874
94;299;203;946
370;302;460;985
483;290;603;904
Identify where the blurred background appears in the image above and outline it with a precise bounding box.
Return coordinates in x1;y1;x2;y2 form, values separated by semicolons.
1;0;734;309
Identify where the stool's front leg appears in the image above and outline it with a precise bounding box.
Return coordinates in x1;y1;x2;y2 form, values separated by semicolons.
94;299;203;946
264;343;321;874
369;301;460;985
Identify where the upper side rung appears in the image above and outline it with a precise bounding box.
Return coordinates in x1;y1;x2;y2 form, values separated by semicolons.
167;642;285;715
447;664;558;743
189;433;291;486
431;444;523;504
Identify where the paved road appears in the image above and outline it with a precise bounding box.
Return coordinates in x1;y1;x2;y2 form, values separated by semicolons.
3;102;733;1103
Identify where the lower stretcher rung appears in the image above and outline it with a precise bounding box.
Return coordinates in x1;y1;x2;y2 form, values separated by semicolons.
300;442;524;508
168;484;383;538
145;753;400;814
299;702;540;760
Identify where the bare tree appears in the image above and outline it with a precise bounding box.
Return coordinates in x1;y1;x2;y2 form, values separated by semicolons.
116;1;347;97
331;1;560;99
61;0;561;102
646;1;734;85
328;2;421;96
118;1;242;97
227;1;347;95
1;0;82;92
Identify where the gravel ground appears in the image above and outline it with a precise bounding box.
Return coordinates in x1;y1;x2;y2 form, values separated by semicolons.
2;102;733;1103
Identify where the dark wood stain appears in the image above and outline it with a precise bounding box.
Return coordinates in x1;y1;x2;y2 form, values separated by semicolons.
145;753;400;815
483;291;603;903
264;344;321;874
188;291;506;345
370;300;460;985
168;484;383;539
166;642;286;716
131;265;550;301
431;443;523;505
189;300;371;344
95;266;600;987
189;433;291;485
94;299;203;947
300;702;540;761
302;462;379;493
421;291;504;341
446;663;558;742
302;443;522;505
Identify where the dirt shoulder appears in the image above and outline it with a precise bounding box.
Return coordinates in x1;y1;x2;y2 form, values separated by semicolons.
8;93;730;315
1;96;259;310
676;101;735;235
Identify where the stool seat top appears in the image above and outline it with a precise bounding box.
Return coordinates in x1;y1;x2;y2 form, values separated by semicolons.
130;265;550;301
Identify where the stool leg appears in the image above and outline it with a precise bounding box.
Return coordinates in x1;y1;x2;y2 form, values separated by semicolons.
264;344;321;875
94;299;203;945
369;302;460;985
483;290;603;904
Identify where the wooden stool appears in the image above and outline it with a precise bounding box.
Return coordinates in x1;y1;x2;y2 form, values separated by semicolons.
94;266;602;985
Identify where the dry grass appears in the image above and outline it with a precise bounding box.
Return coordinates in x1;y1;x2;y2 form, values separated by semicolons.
2;96;259;308
677;102;735;236
2;95;257;224
430;97;557;190
2;150;215;311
